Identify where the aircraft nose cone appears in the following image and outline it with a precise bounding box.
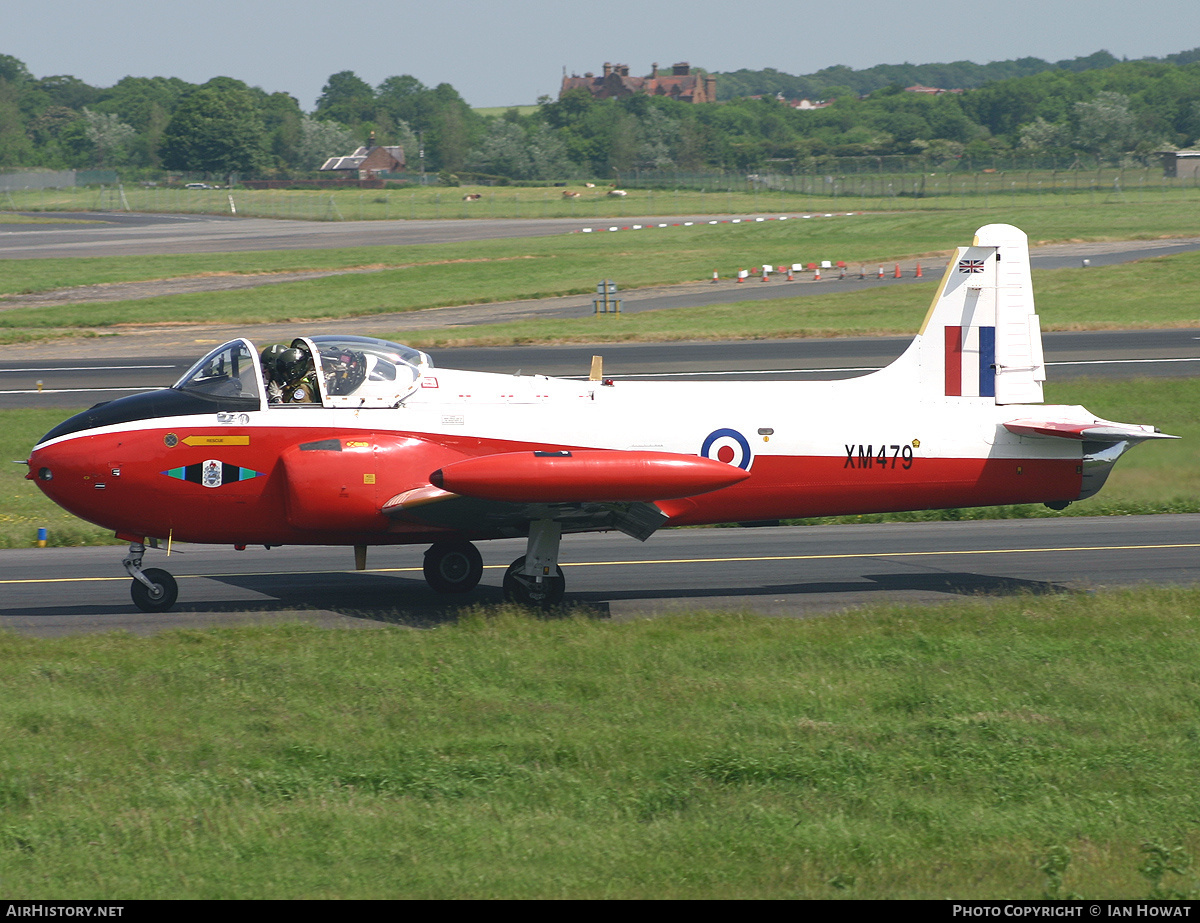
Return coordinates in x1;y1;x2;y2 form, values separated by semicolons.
27;444;65;496
26;438;103;515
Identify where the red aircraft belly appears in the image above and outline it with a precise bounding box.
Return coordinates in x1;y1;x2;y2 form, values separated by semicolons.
29;421;1082;545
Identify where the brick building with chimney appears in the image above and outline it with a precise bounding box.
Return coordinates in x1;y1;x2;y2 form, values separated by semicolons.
320;132;405;179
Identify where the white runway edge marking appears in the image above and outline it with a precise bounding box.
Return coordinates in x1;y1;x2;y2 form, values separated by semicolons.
2;359;1196;392
6;542;1199;585
586;356;1200;380
575;212;860;233
9;355;1200;393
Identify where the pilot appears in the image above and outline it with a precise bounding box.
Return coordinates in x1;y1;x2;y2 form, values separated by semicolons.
260;344;288;403
275;346;318;403
320;345;366;396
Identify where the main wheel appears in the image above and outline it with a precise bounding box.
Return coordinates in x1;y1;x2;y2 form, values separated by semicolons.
423;540;483;594
130;568;178;613
502;556;565;607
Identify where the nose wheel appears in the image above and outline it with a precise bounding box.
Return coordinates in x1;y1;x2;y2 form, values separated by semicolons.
130;568;178;612
123;543;179;613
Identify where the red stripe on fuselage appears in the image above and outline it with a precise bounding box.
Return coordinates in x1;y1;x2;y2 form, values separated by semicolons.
29;425;1082;545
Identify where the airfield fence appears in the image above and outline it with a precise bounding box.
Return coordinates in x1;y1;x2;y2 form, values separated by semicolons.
3;161;1199;221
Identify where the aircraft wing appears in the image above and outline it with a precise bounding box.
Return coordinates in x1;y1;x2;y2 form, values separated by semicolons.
382;449;745;541
1003;419;1177;443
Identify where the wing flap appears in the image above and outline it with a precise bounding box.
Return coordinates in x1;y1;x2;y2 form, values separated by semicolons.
382;489;670;542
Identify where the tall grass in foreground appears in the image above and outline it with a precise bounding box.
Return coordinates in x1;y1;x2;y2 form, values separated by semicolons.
2;590;1199;898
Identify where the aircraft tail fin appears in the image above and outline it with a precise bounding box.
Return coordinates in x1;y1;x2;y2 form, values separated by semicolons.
906;223;1045;404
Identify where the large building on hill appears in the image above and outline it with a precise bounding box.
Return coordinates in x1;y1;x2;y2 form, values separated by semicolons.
560;62;716;103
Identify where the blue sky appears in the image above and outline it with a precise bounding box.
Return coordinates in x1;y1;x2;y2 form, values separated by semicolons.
8;0;1200;109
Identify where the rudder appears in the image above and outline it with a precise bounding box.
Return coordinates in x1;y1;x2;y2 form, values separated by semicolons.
911;224;1045;404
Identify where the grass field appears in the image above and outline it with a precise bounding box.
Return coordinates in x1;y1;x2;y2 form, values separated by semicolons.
3;194;1198;899
2;591;1199;898
4;169;1199;222
392;251;1200;348
1;202;1199;345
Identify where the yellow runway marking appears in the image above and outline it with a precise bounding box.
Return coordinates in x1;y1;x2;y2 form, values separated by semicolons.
3;542;1198;586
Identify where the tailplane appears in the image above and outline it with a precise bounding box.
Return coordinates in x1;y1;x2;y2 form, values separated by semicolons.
904;223;1045;404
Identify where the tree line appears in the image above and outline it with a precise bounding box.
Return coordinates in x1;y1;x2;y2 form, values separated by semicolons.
712;48;1200;101
1;50;1199;182
0;56;481;177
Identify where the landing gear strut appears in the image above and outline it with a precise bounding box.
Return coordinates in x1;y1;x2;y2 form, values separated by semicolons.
123;542;178;613
423;540;483;593
503;520;565;607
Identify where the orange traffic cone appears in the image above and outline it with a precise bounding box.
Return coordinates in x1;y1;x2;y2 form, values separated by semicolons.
915;262;923;278
877;266;885;279
894;264;902;278
814;266;821;281
786;266;794;281
712;270;719;283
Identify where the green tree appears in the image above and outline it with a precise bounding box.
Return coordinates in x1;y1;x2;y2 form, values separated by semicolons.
0;79;34;167
35;75;99;111
296;114;357;170
81;108;136;166
159;78;266;176
467;119;531;178
315;71;375;125
1072;91;1144;159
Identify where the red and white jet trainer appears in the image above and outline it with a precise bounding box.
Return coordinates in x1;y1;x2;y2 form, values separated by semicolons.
27;224;1175;611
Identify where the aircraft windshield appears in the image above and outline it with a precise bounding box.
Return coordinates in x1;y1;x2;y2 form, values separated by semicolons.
173;339;263;406
173;336;431;410
307;335;429;407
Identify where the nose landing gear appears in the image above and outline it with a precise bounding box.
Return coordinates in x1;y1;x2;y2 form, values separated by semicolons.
124;542;179;613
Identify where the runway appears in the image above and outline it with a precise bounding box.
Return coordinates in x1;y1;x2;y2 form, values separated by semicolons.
3;214;1196;635
1;515;1196;636
5;211;1200;266
1;328;1197;409
0;212;787;259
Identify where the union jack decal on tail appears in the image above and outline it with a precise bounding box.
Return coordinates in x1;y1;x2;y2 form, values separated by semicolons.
958;259;985;273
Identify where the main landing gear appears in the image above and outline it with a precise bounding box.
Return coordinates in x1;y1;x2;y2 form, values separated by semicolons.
422;521;566;606
124;542;178;613
422;540;484;593
502;520;565;607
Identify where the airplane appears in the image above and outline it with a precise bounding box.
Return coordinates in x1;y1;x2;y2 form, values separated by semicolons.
25;224;1176;612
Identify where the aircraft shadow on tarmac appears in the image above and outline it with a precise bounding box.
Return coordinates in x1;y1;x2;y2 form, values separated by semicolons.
0;569;1075;627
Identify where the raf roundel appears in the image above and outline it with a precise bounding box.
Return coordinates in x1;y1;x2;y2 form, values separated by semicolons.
701;428;753;470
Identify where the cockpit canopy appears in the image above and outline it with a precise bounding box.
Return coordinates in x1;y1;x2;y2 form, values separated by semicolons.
174;335;433;409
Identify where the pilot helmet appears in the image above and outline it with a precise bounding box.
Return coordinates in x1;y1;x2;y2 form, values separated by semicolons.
276;347;310;381
260;343;287;372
